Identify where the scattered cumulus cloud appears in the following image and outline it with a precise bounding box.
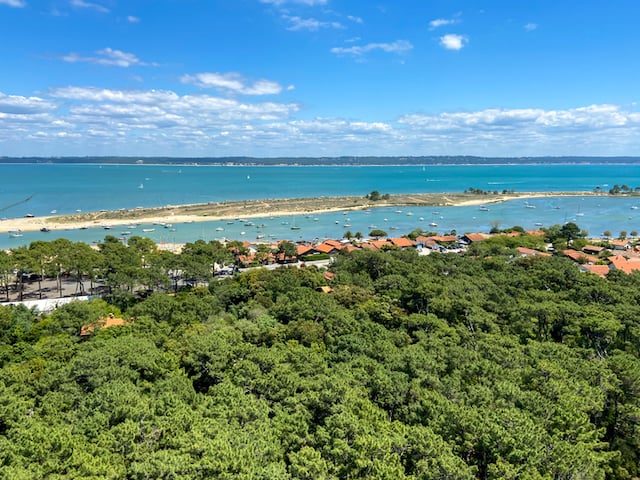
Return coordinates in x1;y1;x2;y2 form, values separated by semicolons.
0;0;26;7
439;34;467;51
331;40;413;57
127;15;140;23
181;72;287;95
0;92;57;114
3;83;640;156
398;105;639;132
347;15;363;24
429;18;457;29
284;15;343;31
524;22;537;31
61;48;155;67
69;0;109;13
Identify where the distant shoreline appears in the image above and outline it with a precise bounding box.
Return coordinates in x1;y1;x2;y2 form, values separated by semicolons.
2;155;640;167
0;191;613;234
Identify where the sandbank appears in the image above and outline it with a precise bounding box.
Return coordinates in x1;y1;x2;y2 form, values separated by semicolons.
0;191;603;234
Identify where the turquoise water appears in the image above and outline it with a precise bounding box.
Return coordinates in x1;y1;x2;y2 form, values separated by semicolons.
2;162;640;248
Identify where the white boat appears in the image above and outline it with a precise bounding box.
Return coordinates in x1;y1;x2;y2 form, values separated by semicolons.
50;210;57;214
526;205;536;209
429;222;438;227
291;226;301;230
216;227;224;231
406;212;413;216
478;206;489;211
256;234;265;239
142;228;155;233
9;231;23;238
121;231;131;235
343;223;351;228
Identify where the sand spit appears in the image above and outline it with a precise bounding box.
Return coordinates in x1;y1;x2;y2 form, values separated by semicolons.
0;191;600;234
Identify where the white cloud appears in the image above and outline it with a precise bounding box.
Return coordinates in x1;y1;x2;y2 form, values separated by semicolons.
4;82;640;157
347;15;363;24
429;18;457;29
49;86;179;104
69;0;109;13
398;105;640;132
524;23;537;31
127;15;140;23
439;34;467;51
331;40;413;57
181;72;287;95
0;92;57;114
284;15;343;31
61;48;154;67
0;0;26;7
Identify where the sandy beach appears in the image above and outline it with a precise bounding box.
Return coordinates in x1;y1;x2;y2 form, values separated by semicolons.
0;191;601;234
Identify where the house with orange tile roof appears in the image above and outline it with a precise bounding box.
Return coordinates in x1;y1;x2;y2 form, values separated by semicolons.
429;235;459;244
461;233;490;244
368;239;392;250
609;239;632;251
389;237;416;249
297;244;314;256
580;264;610;278
313;242;341;255
323;239;344;249
561;249;599;264
608;255;640;274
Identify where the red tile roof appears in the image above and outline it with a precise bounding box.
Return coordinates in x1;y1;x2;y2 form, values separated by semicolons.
608;255;640;274
463;233;489;243
581;264;610;278
297;244;314;256
323;239;343;249
314;243;339;254
389;237;416;248
562;249;599;263
430;235;458;243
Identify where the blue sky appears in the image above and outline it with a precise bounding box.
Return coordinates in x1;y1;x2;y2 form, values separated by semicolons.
1;0;640;157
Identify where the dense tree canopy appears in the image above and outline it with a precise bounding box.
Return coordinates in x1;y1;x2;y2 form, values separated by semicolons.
1;245;640;478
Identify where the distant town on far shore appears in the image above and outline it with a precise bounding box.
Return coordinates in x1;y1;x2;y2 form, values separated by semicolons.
2;155;640;166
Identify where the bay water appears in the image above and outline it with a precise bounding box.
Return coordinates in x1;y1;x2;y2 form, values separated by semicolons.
2;162;640;248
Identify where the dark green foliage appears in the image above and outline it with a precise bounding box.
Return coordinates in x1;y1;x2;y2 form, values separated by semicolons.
1;249;640;478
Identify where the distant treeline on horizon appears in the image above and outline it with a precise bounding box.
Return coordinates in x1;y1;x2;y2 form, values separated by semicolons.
1;156;640;166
